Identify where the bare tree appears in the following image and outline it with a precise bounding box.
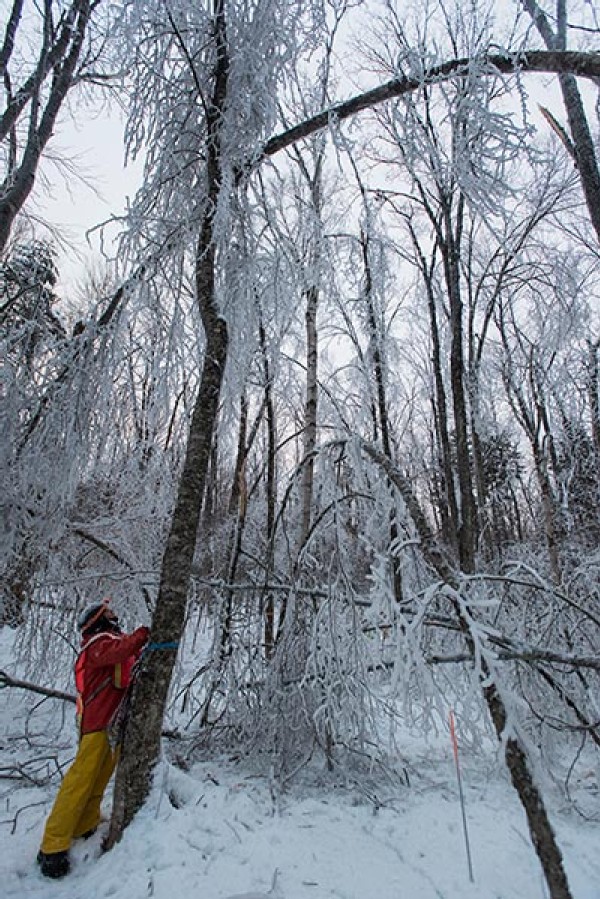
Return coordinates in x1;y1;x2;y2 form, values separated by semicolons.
0;0;105;253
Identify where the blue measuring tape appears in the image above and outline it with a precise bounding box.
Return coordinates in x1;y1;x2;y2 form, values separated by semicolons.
145;641;180;652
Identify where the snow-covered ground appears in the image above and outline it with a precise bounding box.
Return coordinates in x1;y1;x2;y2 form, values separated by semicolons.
1;628;599;899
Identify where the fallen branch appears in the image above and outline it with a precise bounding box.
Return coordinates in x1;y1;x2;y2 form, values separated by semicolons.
0;669;75;703
0;755;63;787
425;648;600;671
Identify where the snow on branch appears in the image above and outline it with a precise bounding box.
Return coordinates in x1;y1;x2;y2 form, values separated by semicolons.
259;50;600;162
0;669;76;704
426;647;600;671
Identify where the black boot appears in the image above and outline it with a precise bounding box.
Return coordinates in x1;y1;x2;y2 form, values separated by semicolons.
37;849;70;878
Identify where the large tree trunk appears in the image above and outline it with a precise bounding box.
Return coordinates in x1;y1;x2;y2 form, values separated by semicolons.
558;73;600;243
258;312;278;659
294;145;324;553
107;0;230;844
299;282;319;547
261;51;600;163
108;318;228;839
588;340;600;475
483;683;572;899
531;441;562;585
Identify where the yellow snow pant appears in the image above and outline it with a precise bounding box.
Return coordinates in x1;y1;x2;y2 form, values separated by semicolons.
41;731;117;854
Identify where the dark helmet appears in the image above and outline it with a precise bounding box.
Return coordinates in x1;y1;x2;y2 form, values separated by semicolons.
78;600;119;634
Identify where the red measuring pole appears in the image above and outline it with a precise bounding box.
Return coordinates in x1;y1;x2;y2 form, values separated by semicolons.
449;709;474;882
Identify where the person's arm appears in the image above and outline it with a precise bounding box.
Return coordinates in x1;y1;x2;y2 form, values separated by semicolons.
85;627;150;668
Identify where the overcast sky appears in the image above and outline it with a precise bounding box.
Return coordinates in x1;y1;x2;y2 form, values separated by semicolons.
32;63;596;306
36;102;142;299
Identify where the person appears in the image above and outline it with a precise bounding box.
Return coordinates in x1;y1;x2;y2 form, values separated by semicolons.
37;600;150;878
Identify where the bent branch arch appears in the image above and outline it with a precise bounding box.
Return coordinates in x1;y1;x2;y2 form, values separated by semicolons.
260;50;600;160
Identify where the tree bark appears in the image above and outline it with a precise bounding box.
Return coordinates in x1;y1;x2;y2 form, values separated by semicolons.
299;283;319;547
292;140;324;558
484;683;573;899
107;0;230;845
108;319;228;843
258;312;277;658
588;341;600;476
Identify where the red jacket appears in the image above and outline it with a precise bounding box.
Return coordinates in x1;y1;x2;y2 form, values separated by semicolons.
75;627;149;734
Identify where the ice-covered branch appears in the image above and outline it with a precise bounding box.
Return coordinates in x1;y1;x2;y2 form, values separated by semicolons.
259;50;600;162
425;648;600;671
0;669;75;704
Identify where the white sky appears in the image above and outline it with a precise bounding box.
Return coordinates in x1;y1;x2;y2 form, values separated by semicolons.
35;104;142;299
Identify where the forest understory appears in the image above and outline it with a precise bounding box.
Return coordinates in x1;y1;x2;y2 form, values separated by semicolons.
2;1;600;898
